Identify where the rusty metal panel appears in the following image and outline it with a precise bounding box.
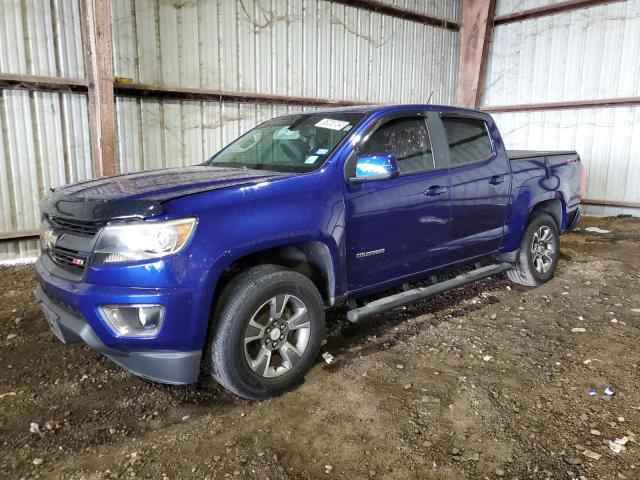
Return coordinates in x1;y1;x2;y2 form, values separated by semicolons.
111;0;459;105
491;106;640;217
0;0;85;78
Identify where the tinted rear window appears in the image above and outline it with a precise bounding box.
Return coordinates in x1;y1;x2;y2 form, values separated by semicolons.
441;117;493;166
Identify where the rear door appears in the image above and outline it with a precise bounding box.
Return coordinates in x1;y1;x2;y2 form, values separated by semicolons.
344;111;451;292
438;114;511;261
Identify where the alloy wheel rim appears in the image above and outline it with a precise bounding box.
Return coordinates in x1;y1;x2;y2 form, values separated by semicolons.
243;294;311;378
530;225;556;274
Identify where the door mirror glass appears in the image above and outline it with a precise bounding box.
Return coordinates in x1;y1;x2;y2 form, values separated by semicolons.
349;153;400;183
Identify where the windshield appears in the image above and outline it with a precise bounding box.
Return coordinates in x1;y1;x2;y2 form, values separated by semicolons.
207;112;365;173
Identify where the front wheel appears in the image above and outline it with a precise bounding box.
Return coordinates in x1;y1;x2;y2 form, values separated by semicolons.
507;212;560;287
210;265;325;400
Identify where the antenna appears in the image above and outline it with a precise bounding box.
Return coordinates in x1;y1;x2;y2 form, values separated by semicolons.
426;91;434;104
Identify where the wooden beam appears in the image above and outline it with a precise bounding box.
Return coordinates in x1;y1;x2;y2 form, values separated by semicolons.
114;82;375;107
0;230;39;241
482;96;640;113
0;73;88;93
81;0;117;178
456;0;496;109
581;198;640;210
328;0;459;30
494;0;625;25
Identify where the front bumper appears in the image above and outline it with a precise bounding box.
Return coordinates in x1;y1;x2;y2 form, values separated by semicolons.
35;285;201;384
35;255;206;385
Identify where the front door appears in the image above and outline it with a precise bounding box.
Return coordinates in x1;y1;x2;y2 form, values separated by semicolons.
344;112;451;292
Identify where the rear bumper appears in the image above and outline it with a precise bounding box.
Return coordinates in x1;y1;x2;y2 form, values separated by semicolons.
35;284;201;385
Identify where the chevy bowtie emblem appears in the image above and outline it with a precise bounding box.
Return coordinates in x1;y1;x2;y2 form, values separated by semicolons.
43;229;60;249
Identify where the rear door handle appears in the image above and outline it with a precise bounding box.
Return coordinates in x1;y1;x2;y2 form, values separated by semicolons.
425;185;448;197
489;175;504;185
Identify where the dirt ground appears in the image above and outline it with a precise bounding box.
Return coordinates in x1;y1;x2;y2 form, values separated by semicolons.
1;216;639;480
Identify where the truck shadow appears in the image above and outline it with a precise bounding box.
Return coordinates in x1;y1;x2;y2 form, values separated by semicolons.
320;272;513;373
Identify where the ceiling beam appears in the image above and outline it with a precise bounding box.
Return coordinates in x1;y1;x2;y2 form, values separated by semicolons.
493;0;626;25
456;0;496;109
482;96;640;113
81;0;117;178
328;0;459;30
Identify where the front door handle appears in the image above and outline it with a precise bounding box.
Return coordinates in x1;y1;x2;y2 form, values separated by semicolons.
425;185;448;197
489;175;504;185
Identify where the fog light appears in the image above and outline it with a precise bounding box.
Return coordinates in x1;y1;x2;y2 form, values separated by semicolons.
100;305;164;337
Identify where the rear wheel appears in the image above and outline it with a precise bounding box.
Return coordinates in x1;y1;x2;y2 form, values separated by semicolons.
210;265;325;400
507;212;560;287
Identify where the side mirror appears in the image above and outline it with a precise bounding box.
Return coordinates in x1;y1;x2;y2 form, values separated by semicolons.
349;153;400;183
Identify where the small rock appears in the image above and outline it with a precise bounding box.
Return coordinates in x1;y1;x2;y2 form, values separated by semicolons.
618;417;625;422
571;327;586;333
32;458;44;466
564;457;582;465
404;383;412;390
495;468;505;477
182;415;190;421
6;333;17;340
451;448;461;455
579;413;589;421
482;355;493;362
590;429;601;436
490;313;497;320
324;464;333;474
583;449;602;461
396;364;404;370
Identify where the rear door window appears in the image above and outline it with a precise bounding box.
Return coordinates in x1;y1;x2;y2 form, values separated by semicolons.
441;117;493;166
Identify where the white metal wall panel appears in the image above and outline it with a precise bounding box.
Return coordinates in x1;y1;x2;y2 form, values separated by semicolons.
496;0;578;16
371;0;461;21
111;0;458;105
491;107;640;215
0;91;92;260
115;97;317;172
483;1;640;106
0;0;85;78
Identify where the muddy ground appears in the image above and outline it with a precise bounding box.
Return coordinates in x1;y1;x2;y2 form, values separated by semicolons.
1;216;639;480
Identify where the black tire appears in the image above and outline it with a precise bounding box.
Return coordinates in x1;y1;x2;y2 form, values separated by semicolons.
507;212;560;287
210;265;325;400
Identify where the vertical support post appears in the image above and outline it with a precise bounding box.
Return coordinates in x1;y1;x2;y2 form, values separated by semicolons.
81;0;117;177
456;0;496;109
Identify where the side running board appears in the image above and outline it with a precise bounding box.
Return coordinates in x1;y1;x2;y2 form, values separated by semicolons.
346;263;513;323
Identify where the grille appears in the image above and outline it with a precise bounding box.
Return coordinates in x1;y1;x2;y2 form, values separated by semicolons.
49;216;104;236
49;246;87;273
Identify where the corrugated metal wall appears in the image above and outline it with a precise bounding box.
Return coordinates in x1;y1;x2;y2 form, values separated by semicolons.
0;0;92;260
483;0;640;216
111;0;460;171
0;0;461;260
495;0;571;16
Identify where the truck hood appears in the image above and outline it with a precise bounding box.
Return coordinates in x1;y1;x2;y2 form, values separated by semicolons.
41;166;291;222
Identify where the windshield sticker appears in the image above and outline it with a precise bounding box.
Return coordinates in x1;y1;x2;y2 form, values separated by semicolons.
305;155;319;164
315;118;351;131
316;148;329;155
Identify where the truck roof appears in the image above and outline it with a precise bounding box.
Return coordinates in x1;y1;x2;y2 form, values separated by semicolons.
294;103;487;116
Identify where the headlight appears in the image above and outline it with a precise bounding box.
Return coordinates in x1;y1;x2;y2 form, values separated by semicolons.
93;218;197;264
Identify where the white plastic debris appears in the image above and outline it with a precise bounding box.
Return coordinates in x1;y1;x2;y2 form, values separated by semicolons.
482;355;493;362
571;327;587;333
29;422;40;434
609;436;628;453
585;227;610;234
321;352;335;364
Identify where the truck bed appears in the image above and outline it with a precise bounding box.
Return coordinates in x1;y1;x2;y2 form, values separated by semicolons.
508;149;577;160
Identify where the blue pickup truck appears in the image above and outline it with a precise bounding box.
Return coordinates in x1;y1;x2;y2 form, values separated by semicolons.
35;104;583;399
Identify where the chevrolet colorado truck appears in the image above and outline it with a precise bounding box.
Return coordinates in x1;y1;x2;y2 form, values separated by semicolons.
35;104;584;399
